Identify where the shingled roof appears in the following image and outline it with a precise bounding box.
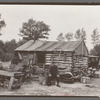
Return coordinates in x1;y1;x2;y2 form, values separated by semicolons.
15;40;83;52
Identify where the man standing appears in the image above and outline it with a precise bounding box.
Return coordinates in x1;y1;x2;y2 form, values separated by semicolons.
48;62;60;87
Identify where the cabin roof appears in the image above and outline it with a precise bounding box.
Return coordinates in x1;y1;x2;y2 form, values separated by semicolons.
15;40;85;52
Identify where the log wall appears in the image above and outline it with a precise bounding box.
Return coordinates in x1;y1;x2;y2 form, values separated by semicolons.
73;56;88;68
45;52;73;71
45;52;88;70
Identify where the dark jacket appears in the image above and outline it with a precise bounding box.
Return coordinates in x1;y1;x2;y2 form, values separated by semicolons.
49;63;59;77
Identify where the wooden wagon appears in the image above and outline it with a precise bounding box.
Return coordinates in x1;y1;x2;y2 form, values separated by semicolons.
0;70;23;90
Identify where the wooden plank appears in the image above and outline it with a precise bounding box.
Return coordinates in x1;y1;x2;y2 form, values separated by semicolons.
8;76;14;90
0;70;14;77
45;63;51;65
45;56;52;58
46;54;53;56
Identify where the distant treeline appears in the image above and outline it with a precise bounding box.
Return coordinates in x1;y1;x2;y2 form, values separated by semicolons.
0;39;26;61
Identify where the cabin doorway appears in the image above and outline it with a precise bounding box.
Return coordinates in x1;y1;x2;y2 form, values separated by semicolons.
37;52;45;64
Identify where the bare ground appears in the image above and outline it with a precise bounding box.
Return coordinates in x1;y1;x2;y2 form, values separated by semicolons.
0;77;100;96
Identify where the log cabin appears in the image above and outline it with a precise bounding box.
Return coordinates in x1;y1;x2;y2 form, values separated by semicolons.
15;39;89;71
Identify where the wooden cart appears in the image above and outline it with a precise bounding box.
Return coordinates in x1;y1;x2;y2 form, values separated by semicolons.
0;70;23;90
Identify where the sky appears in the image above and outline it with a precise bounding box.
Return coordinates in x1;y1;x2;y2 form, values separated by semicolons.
0;5;100;51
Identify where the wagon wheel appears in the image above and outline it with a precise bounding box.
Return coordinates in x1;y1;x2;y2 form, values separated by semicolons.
60;75;74;83
3;79;10;89
60;75;68;82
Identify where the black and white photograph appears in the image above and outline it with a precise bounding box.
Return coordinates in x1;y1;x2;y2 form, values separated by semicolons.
0;5;100;96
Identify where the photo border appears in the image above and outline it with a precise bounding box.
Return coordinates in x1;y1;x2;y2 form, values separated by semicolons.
0;0;100;5
0;0;100;100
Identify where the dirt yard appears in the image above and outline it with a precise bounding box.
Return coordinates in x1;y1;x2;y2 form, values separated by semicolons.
0;62;100;96
0;75;100;96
